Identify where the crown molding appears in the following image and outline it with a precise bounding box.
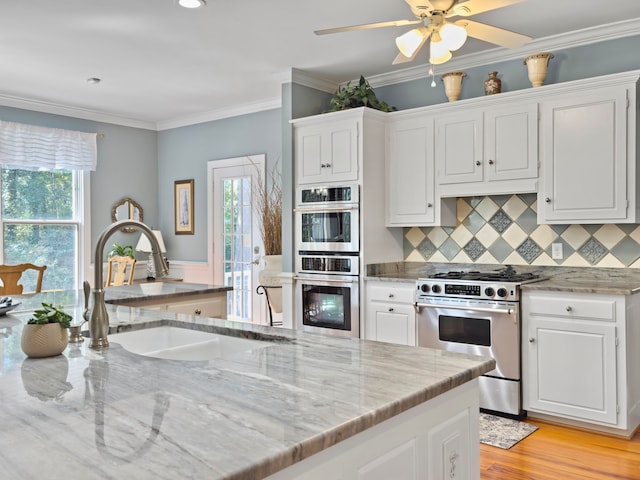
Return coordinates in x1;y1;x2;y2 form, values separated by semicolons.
365;17;640;88
0;93;156;130
155;97;281;131
288;68;338;93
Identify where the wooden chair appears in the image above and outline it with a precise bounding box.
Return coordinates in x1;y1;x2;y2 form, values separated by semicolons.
0;263;47;294
105;256;136;287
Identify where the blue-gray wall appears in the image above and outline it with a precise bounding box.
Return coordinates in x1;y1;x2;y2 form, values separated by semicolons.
156;109;281;262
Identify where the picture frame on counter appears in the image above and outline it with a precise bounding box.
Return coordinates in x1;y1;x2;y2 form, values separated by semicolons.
174;179;194;235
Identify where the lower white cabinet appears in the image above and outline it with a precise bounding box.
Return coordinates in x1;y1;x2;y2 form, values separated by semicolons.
522;290;640;435
365;281;416;346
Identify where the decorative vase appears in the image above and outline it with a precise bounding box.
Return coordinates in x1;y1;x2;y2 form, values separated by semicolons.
484;71;502;95
441;71;466;102
524;52;554;88
258;254;283;314
21;323;69;358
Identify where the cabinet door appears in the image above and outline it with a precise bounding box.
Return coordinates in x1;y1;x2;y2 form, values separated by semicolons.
296;119;358;184
367;303;416;346
436;110;483;185
387;117;435;225
524;316;617;424
538;87;629;222
485;103;538;182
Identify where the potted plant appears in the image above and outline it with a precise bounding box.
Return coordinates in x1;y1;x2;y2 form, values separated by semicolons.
328;75;396;113
108;243;134;258
21;303;72;358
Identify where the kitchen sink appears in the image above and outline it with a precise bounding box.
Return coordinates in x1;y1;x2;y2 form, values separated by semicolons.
108;326;271;361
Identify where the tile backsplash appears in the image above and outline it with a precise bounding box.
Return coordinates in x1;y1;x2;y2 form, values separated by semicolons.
403;194;640;268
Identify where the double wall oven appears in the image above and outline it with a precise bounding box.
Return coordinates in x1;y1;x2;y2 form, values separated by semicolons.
294;183;360;338
415;266;542;417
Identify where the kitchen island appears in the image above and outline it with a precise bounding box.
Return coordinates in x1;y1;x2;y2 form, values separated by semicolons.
0;285;493;479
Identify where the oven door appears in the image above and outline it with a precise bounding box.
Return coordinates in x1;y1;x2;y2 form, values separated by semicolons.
295;205;359;253
416;298;520;380
295;274;359;338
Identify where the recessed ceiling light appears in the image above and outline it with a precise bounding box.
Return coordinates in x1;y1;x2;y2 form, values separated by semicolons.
178;0;206;8
86;77;101;84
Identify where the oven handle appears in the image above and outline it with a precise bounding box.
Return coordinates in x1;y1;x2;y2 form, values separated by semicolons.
295;275;358;284
294;205;358;213
415;302;515;317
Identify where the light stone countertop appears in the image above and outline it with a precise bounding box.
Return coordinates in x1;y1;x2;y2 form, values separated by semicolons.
365;262;640;295
0;287;494;480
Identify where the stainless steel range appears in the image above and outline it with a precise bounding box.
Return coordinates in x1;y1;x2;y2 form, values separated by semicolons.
415;266;542;417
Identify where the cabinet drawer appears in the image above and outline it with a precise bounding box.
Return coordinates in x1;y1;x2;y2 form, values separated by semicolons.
367;283;415;303
526;294;615;321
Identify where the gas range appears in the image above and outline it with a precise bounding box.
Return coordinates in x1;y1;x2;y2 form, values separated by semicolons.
416;266;542;302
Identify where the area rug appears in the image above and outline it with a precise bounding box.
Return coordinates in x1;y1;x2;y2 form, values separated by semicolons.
479;413;539;449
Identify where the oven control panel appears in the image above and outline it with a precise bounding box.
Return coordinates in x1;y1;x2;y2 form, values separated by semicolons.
416;279;519;301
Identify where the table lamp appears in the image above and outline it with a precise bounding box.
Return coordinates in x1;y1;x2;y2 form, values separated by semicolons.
135;230;167;280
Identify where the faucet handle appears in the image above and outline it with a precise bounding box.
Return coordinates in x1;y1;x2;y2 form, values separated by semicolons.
83;280;91;322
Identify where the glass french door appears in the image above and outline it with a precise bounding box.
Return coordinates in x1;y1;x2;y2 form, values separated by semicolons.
209;155;264;323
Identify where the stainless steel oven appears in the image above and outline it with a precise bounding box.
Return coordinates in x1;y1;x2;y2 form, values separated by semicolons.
415;267;542;417
295;183;359;253
295;273;359;338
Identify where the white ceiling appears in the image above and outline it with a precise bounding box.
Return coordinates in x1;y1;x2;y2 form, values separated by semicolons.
1;0;639;130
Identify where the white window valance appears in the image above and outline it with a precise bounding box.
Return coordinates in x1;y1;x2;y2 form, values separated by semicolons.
0;121;97;171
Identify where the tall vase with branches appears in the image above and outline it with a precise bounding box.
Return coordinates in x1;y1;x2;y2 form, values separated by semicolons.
254;161;284;317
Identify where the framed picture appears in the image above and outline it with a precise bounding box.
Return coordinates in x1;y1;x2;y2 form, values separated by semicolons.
174;179;194;235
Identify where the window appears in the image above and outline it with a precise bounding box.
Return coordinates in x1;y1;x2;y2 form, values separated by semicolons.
0;167;88;292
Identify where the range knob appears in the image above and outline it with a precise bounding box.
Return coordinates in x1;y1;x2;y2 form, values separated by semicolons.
431;284;442;294
484;287;495;297
420;283;431;293
496;288;508;298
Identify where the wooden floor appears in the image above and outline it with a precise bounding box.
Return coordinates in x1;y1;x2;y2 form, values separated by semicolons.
480;419;640;479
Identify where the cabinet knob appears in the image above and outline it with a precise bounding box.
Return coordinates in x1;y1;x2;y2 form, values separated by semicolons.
388;293;394;298
488;159;494;165
388;307;394;312
545;197;551;203
475;160;481;166
195;309;202;315
427;203;433;208
529;337;536;343
566;306;572;312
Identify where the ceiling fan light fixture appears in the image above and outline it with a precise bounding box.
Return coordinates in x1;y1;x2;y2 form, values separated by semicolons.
439;22;467;51
395;27;428;58
178;0;206;8
429;33;451;65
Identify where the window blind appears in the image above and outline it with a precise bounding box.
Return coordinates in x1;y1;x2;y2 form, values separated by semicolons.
0;120;97;171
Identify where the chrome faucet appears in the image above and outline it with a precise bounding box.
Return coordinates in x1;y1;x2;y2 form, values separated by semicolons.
89;220;169;350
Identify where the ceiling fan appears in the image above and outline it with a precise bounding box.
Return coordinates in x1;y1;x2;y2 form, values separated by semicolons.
314;0;531;65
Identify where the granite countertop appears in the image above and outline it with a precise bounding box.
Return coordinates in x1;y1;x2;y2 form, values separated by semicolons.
0;289;494;480
365;262;640;295
104;281;233;305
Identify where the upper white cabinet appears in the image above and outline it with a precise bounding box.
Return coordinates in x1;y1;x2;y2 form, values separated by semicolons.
436;102;538;197
294;115;359;185
386;115;455;226
538;82;637;223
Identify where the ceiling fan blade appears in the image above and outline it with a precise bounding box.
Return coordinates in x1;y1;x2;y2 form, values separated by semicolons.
314;19;421;35
392;30;431;64
456;19;531;48
448;0;526;17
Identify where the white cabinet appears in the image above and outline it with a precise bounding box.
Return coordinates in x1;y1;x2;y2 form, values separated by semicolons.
365;282;416;346
538;82;637;223
294;116;358;185
523;290;640;435
386;115;455;227
436;103;538;197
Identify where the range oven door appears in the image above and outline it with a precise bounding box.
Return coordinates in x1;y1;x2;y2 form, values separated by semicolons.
295;274;359;338
416;298;520;381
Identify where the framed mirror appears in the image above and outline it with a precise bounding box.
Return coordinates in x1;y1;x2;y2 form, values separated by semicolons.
111;197;143;233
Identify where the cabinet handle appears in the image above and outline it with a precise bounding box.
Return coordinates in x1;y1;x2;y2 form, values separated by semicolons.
388;307;394;312
529;337;536;343
545;197;551;203
488;159;494;165
475;160;481;166
566;306;572;312
194;309;202;315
